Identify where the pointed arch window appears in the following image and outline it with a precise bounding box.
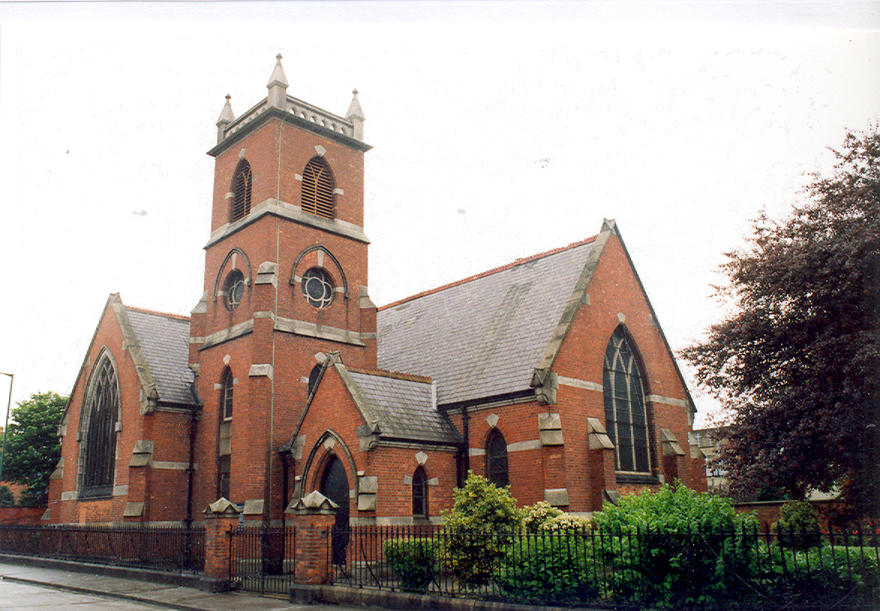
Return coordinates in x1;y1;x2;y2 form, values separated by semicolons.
603;327;651;473
230;159;252;222
218;367;233;499
485;429;509;487
301;156;335;219
221;368;234;420
412;466;428;518
80;353;119;498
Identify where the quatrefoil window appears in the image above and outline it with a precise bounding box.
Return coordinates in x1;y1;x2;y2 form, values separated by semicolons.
301;268;334;309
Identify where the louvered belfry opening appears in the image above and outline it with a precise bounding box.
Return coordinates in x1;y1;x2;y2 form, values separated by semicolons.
301;156;335;219
230;159;252;222
82;355;119;497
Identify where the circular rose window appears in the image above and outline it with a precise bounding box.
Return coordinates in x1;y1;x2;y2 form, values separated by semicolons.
301;268;334;309
223;270;246;311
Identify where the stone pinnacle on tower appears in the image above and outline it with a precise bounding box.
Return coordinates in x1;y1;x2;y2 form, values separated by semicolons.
346;89;365;140
267;53;289;109
216;94;235;143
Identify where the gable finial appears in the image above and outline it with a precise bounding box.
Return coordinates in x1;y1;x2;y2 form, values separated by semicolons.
346;88;365;140
215;94;235;144
601;218;618;235
267;53;289;109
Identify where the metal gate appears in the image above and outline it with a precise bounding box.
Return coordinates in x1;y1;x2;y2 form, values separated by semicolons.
228;526;295;594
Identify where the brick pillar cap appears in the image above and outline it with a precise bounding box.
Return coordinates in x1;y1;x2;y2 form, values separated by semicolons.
286;490;338;514
204;497;241;517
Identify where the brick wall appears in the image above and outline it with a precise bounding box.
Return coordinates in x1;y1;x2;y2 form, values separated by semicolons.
0;506;43;525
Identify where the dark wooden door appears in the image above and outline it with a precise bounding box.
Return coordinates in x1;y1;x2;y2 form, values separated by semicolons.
320;455;350;564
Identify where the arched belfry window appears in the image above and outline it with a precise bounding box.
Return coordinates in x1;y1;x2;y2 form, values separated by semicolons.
485;429;509;487
301;156;335;219
230;159;252;222
603;327;651;473
412;466;428;518
80;353;119;498
218;368;233;499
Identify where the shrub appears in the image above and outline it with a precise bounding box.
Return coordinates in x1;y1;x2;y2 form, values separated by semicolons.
520;501;592;533
591;483;758;608
0;486;14;507
761;545;880;608
541;512;591;532
774;501;822;549
496;531;599;603
441;472;520;586
383;538;437;593
520;501;562;532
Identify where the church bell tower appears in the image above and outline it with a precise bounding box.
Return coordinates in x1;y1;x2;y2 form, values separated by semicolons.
189;55;376;521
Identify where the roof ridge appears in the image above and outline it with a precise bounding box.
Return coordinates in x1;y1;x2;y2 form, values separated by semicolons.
125;305;190;322
346;366;433;384
379;235;598;311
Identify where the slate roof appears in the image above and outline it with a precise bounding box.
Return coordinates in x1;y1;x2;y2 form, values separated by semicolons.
125;307;196;406
377;238;596;406
345;369;460;445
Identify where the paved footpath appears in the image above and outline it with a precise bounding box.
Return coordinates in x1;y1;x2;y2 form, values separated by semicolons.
0;563;356;610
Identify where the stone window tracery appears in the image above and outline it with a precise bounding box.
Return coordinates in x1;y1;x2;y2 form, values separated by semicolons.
80;353;119;498
301;267;334;309
603;327;651;474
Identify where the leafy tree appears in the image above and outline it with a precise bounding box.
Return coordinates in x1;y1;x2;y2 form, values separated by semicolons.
0;485;14;507
682;127;880;518
1;391;66;506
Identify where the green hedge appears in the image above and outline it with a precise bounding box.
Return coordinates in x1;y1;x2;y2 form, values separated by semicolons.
383;538;438;592
591;484;759;608
495;532;599;603
755;545;880;608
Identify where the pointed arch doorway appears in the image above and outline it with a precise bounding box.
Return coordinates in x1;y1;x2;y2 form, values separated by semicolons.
319;455;350;564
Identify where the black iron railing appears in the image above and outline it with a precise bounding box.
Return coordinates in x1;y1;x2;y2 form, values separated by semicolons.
228;525;295;594
330;523;880;608
0;524;204;572
1;521;876;607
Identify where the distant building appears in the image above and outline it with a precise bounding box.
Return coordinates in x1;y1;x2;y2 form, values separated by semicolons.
691;427;729;495
47;56;705;526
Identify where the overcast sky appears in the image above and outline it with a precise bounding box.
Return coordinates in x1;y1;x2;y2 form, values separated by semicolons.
0;1;878;427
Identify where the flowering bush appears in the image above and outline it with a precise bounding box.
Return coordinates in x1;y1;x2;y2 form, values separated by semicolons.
520;500;591;532
541;512;591;532
519;501;563;531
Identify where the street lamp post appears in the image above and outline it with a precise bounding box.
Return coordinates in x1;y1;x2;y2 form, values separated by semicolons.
0;372;13;483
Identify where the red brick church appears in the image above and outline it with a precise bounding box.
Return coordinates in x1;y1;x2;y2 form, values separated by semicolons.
47;56;705;526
